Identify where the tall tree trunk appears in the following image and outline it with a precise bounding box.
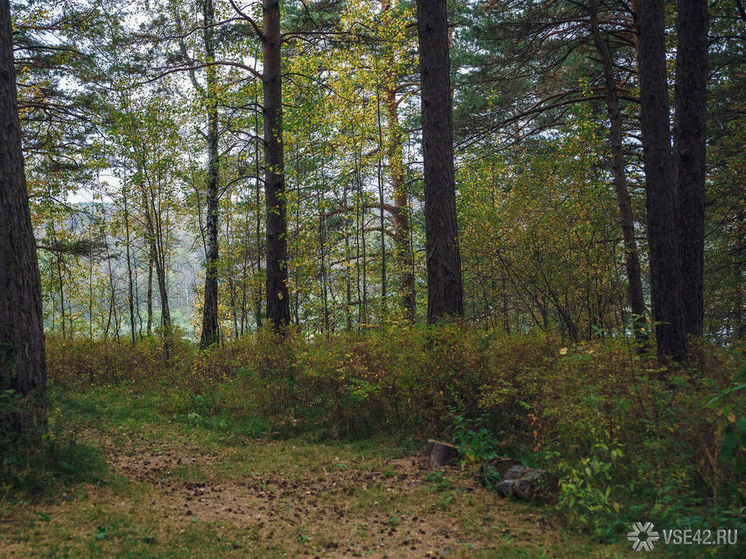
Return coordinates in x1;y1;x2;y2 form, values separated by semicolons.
141;187;170;333
0;0;47;442
200;0;220;348
589;0;646;338
105;232;117;340
88;259;94;338
146;245;154;335
416;0;464;323
155;256;171;329
637;0;687;362
51;221;66;339
253;80;264;329
384;86;416;321
674;0;708;336
263;0;290;330
356;149;368;323
343;183;353;329
375;75;387;315
318;178;330;334
734;211;744;340
123;184;136;344
226;210;239;339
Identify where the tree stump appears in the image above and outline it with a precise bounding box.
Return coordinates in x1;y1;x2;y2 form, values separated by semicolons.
424;439;460;466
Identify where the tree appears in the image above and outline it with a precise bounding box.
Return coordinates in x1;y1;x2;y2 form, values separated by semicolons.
416;0;464;323
674;0;708;336
199;0;221;347
0;0;47;442
452;0;648;336
263;0;290;329
380;0;417;321
588;0;646;339
637;0;687;361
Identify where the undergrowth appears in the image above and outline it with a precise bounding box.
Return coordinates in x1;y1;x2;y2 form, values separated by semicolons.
41;325;746;549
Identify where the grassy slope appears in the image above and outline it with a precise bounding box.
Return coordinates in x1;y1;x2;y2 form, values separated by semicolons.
1;383;633;558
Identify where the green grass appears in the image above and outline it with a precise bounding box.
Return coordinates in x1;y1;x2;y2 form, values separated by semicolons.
0;382;639;558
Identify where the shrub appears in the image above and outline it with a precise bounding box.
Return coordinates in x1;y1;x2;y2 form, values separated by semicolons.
44;326;745;543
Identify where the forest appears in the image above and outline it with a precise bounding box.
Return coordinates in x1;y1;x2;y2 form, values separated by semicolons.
0;0;744;556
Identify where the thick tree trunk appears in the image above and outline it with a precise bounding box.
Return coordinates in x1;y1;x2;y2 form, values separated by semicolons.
200;0;220;348
416;0;464;323
673;0;707;336
0;0;47;442
637;0;688;362
589;0;647;338
263;0;290;330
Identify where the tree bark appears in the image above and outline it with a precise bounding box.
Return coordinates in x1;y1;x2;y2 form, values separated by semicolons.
673;0;707;336
589;0;647;338
200;0;220;348
0;0;47;442
416;0;464;323
263;0;290;330
636;0;687;362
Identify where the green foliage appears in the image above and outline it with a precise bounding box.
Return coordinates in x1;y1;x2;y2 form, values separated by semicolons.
43;328;746;548
1;432;106;496
706;360;746;473
446;407;500;467
550;443;626;541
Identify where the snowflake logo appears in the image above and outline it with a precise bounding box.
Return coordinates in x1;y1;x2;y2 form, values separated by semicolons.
627;521;660;552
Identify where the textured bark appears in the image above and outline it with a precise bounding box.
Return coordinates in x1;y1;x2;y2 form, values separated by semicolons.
589;0;646;338
637;0;688;362
200;0;220;348
416;0;464;323
263;0;290;330
673;0;708;336
0;0;47;440
424;440;460;466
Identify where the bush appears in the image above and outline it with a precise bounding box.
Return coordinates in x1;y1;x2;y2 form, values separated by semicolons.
45;326;746;543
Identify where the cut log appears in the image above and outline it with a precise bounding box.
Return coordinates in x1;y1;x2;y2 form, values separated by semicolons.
424;439;460;466
493;464;559;504
484;457;522;478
